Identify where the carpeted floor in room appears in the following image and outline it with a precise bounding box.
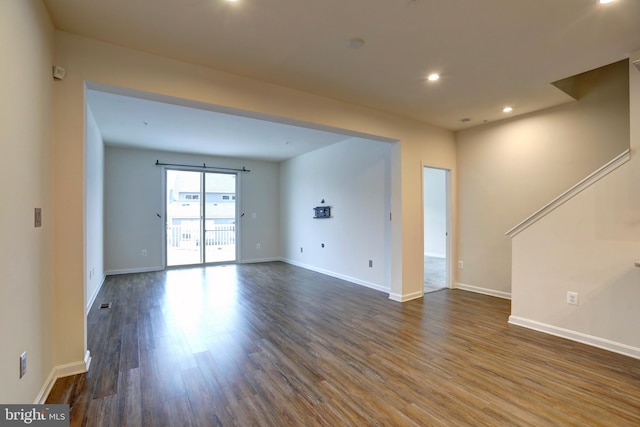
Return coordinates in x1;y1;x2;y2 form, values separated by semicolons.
424;255;446;293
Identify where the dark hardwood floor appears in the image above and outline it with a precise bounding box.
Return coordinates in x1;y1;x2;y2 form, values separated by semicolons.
47;262;640;426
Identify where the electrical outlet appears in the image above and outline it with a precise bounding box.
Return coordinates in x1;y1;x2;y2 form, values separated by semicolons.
369;260;373;268
567;291;579;306
300;247;303;253
141;249;148;256
256;243;261;250
19;352;26;378
458;260;464;269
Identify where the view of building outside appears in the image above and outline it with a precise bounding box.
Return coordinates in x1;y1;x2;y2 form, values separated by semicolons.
166;170;236;265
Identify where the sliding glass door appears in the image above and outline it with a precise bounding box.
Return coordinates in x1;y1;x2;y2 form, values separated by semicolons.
204;172;237;263
166;169;237;266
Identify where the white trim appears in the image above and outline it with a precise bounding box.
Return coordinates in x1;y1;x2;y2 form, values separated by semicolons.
389;290;423;302
86;274;106;311
105;266;163;276
506;149;630;237
281;258;390;294
234;172;241;264
455;282;512;300
162;167;241;267
421;164;453;291
238;257;281;264
508;316;640;360
35;369;57;404
35;351;91;404
56;350;92;378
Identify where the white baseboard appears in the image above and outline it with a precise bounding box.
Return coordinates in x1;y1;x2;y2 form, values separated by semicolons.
35;369;58;404
35;351;91;404
105;266;163;275
508;316;640;360
389;290;423;302
455;282;512;300
87;274;106;311
238;257;281;264
55;350;92;379
281;258;390;294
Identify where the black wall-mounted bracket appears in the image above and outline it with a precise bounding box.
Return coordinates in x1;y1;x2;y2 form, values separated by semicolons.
313;206;331;219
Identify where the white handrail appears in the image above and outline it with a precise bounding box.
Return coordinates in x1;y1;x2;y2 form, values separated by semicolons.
506;149;631;238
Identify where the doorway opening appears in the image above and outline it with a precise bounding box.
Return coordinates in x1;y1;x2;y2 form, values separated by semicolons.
166;169;237;266
423;166;451;293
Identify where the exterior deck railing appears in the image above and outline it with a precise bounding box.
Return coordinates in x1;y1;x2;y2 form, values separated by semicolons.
167;224;236;248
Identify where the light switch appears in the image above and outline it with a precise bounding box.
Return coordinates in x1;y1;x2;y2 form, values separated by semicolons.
34;208;42;228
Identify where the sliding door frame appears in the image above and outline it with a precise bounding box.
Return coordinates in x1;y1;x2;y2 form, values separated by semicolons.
163;166;240;268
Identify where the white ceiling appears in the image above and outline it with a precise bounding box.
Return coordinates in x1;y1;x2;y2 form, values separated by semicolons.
86;89;363;161
45;0;640;160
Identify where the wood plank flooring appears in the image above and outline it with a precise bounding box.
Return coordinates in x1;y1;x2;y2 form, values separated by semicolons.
46;262;640;426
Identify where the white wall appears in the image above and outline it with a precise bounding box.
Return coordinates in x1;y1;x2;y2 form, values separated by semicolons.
510;53;640;358
85;106;105;308
456;60;629;294
104;146;280;273
0;1;55;403
50;29;454;369
281;138;391;291
423;168;447;258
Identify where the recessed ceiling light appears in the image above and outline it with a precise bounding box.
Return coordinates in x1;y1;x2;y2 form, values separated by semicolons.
599;0;615;4
427;73;440;82
347;38;365;49
502;106;513;113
